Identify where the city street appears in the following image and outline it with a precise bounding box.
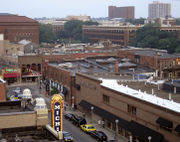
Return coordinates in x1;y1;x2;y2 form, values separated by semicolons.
6;83;97;142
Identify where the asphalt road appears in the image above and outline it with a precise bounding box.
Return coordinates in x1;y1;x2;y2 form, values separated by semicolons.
7;83;97;142
63;118;97;142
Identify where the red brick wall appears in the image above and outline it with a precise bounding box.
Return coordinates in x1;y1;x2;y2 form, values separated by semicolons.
0;23;39;44
46;65;72;103
0;82;6;101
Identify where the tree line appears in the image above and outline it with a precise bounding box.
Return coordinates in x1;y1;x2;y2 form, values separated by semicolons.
39;20;98;44
130;24;180;53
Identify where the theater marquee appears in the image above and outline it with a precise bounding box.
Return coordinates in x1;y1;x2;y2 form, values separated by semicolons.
51;94;64;133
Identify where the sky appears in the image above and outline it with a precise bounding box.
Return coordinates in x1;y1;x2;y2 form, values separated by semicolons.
0;0;180;18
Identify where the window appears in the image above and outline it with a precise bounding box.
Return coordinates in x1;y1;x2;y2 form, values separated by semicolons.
127;104;136;115
103;94;110;105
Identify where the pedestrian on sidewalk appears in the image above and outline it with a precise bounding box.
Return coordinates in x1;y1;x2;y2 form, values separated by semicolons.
101;120;105;128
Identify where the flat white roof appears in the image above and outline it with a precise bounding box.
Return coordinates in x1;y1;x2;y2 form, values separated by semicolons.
100;79;180;113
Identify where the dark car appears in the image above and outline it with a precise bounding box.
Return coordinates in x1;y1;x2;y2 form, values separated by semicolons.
63;131;73;142
72;116;87;127
64;113;76;121
90;131;107;141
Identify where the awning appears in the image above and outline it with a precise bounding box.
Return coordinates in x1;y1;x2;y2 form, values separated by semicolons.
175;125;180;133
79;100;131;131
156;117;173;128
4;73;20;78
130;120;164;142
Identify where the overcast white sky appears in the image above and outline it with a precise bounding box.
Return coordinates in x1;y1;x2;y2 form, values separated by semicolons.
0;0;180;18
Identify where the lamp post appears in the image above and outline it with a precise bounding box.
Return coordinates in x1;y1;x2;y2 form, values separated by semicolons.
148;136;152;142
115;119;119;142
71;96;74;110
91;106;94;123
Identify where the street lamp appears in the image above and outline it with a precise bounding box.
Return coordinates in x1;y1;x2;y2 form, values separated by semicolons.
148;136;152;142
71;96;74;110
115;119;119;142
91;106;94;123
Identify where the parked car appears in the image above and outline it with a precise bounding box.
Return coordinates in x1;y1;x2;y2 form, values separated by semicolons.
72;116;86;127
90;131;107;141
63;131;73;142
13;87;21;94
80;124;96;133
107;140;116;142
64;113;76;121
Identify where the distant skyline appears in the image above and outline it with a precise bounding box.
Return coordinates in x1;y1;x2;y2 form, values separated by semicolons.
0;0;180;18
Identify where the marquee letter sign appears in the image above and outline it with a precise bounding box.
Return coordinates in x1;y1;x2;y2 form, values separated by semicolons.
51;94;64;132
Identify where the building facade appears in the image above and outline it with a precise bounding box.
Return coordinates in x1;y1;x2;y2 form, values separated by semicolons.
83;25;140;46
76;73;180;142
108;6;135;19
148;1;171;19
0;14;39;44
0;78;6;101
118;49;180;79
82;25;180;46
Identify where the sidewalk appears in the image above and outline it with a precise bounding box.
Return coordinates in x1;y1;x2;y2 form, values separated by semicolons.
64;105;128;142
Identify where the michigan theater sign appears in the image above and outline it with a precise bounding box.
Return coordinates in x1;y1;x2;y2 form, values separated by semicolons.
51;94;64;132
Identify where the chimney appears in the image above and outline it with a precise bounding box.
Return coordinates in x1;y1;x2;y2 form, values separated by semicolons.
89;65;93;73
50;49;53;55
115;60;119;73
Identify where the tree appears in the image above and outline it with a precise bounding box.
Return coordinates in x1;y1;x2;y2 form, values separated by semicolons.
39;24;55;43
130;23;180;53
176;19;180;25
50;86;60;95
125;18;146;25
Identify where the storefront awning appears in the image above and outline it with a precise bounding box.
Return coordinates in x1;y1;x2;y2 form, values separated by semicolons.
79;100;131;131
175;125;180;133
4;73;20;78
130;120;164;142
156;117;173;128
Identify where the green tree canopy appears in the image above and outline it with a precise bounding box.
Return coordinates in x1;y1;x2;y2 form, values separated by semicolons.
130;23;180;53
39;24;55;43
125;18;146;25
56;20;99;43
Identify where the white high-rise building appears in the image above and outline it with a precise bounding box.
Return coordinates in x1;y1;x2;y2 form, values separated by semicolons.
148;1;171;19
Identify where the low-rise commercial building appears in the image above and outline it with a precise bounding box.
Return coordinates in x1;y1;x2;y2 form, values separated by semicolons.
76;73;180;142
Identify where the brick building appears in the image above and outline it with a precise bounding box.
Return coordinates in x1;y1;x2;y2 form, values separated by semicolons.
109;6;135;19
0;14;39;44
118;49;180;79
82;25;139;46
0;78;6;101
82;25;180;46
76;73;180;142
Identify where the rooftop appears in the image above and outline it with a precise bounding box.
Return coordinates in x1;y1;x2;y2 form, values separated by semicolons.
0;15;38;23
101;79;180;113
1;126;59;142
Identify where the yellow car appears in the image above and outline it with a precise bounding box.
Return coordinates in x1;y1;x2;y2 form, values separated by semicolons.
80;124;96;133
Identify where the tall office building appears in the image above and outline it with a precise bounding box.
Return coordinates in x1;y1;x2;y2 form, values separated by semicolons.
108;6;135;19
148;1;171;19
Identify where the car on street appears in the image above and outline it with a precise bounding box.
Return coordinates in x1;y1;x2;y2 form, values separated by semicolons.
72;116;87;127
64;113;76;121
107;140;116;142
13;87;21;94
89;131;107;141
80;124;96;133
63;131;73;142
